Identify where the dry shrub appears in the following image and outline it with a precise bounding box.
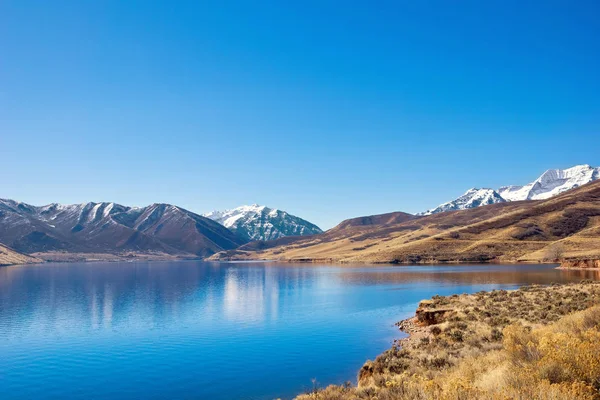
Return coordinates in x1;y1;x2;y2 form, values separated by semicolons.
296;288;600;400
544;242;565;261
447;306;600;400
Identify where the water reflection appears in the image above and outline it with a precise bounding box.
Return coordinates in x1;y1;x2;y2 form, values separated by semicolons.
0;262;598;340
335;264;600;286
223;267;281;322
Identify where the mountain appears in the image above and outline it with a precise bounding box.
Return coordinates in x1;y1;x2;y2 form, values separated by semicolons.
420;188;506;215
498;164;600;201
209;180;600;263
225;211;416;254
0;199;245;258
203;204;322;241
423;164;600;215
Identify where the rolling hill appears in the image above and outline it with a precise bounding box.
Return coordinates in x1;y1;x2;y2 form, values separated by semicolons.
209;180;600;263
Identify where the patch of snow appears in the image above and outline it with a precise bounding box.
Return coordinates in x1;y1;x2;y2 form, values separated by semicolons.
499;164;600;201
103;202;114;217
420;188;506;215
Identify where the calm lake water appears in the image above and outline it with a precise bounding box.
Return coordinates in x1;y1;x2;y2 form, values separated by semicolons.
0;261;598;400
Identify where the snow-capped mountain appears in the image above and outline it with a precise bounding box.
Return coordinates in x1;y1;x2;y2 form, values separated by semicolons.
0;199;244;256
498;164;600;201
203;204;322;241
420;188;506;215
421;164;600;215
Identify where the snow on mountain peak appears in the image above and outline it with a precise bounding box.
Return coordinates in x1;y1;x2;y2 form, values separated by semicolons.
203;204;322;241
498;164;600;201
420;188;506;215
422;164;599;215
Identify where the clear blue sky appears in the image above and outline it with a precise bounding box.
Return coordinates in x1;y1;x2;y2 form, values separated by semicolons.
1;1;599;229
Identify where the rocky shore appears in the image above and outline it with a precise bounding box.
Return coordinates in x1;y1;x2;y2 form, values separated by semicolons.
559;258;600;269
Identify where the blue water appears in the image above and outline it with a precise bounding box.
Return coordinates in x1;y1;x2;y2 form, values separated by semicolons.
0;261;597;400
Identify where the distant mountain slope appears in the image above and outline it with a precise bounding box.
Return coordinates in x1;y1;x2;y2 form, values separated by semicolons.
203;204;322;241
210;210;421;261
420;188;506;215
228;211;416;254
0;199;245;258
0;242;41;266
330;211;415;231
423;164;600;215
210;180;600;263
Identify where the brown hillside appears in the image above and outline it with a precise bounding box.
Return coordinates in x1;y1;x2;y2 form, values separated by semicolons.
210;180;600;263
330;211;416;231
225;211;416;254
0;243;41;266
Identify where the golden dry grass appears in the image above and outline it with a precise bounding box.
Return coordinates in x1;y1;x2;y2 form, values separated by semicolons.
0;243;40;265
296;281;600;400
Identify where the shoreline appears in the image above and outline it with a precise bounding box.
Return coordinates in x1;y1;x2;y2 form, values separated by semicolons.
558;258;600;270
209;255;558;266
4;252;201;267
393;279;600;355
6;256;563;268
298;280;600;399
12;246;600;269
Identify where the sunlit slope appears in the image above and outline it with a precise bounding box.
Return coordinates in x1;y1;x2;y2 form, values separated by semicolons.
211;180;600;263
0;243;40;266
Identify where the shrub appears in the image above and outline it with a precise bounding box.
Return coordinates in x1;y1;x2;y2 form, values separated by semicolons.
544;243;565;261
490;328;503;341
448;330;464;342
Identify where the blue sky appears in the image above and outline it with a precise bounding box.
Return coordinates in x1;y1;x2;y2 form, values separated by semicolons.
1;1;599;229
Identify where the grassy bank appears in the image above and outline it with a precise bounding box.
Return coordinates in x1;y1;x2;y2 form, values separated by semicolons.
297;281;600;400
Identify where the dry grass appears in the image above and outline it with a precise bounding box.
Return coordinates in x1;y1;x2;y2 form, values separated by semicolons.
296;281;600;400
0;243;40;266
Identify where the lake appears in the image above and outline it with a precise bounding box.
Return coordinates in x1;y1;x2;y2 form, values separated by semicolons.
0;261;597;400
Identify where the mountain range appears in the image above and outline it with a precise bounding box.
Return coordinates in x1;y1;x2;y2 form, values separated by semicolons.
2;163;599;266
0;200;245;258
422;164;600;215
0;200;323;262
211;179;600;263
203;204;323;241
